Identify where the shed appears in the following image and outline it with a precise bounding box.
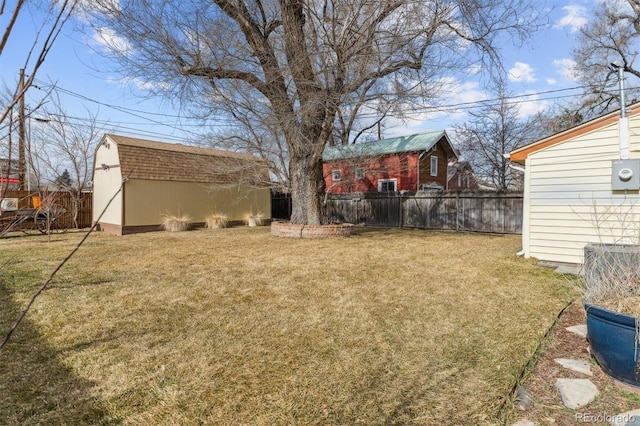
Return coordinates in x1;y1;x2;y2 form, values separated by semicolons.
93;134;271;235
510;102;640;265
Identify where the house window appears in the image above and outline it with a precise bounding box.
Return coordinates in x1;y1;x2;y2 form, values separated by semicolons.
355;167;365;179
378;179;397;192
430;155;438;177
332;170;341;181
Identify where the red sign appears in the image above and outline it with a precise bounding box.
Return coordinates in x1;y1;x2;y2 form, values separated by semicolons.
0;177;19;183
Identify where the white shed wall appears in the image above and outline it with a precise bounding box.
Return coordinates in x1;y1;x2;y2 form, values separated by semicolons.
524;117;640;264
92;139;123;226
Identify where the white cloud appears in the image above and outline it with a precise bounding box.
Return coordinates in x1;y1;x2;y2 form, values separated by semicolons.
508;62;537;83
552;58;578;81
107;76;170;92
384;78;488;136
466;64;482;76
93;27;132;55
453;80;487;105
556;5;588;32
547;78;558;85
516;91;548;118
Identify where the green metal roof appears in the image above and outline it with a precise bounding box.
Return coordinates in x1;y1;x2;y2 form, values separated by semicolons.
322;130;452;161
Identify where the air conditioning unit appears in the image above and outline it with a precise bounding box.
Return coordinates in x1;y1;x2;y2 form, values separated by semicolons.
1;198;19;211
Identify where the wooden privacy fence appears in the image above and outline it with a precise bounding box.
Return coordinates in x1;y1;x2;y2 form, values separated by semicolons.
2;190;93;229
272;192;293;220
325;191;523;234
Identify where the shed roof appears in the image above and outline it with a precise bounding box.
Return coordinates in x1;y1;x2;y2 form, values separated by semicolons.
510;102;640;164
322;130;455;161
104;134;268;184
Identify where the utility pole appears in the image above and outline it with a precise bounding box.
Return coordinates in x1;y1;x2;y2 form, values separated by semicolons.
18;68;26;190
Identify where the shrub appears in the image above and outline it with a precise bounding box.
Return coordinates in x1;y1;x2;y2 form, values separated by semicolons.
583;243;640;317
246;213;264;227
161;214;191;232
205;213;229;229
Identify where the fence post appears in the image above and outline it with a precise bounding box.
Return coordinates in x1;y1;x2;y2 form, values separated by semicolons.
398;192;403;228
456;192;460;232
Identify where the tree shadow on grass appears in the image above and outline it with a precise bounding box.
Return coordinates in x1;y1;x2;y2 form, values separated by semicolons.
0;282;119;425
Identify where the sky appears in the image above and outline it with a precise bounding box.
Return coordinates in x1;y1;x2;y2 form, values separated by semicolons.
0;0;607;143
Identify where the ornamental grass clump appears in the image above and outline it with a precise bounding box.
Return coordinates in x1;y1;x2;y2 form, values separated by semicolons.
205;213;229;229
161;214;191;232
246;212;264;227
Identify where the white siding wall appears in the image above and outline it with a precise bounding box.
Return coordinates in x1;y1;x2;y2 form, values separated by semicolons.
525;116;640;264
92;138;123;226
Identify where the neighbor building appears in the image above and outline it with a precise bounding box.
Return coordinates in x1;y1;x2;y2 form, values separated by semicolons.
92;134;271;235
446;160;479;191
0;158;20;189
322;131;461;194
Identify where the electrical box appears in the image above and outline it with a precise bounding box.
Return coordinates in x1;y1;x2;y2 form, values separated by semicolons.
612;159;640;190
0;198;18;211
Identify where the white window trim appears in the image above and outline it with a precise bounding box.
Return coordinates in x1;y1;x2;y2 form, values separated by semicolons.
332;169;341;181
355;167;365;179
430;155;438;177
378;178;397;192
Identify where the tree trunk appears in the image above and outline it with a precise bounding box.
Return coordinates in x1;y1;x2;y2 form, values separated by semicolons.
289;153;325;225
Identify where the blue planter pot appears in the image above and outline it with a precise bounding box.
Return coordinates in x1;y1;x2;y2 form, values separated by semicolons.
584;301;640;387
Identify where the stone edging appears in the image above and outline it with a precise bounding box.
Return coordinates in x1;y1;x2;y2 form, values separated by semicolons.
270;221;354;238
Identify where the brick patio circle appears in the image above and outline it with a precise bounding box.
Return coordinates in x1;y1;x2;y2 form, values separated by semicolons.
270;221;354;238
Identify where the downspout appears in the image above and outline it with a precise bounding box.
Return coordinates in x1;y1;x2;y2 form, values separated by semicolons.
507;160;526;257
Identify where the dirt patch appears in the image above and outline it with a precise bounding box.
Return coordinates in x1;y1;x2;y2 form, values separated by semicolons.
506;301;640;425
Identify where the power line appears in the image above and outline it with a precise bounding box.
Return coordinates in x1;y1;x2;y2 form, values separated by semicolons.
42;79;594;119
32;78;640;139
33;82;217;139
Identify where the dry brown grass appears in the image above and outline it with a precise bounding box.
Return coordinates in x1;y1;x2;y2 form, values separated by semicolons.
0;228;576;425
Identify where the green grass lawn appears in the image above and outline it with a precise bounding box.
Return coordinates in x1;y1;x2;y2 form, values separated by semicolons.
0;227;576;425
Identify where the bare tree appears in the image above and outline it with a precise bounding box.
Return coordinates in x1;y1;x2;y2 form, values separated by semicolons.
30;93;104;228
572;0;640;118
535;105;584;137
89;0;541;225
454;84;541;191
195;111;291;193
0;0;78;198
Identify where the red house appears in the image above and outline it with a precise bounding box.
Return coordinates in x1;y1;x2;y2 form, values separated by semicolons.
322;131;459;194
